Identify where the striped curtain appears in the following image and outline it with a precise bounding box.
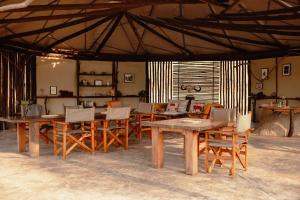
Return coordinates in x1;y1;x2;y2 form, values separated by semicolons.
147;61;173;103
0;49;36;118
220;60;249;115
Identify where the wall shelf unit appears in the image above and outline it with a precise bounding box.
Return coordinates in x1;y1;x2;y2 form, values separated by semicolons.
76;60;118;107
78;73;113;76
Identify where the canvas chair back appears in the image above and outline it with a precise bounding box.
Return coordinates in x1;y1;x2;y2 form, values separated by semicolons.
107;100;122;108
236;112;252;133
210;108;236;122
22;104;43;117
65;107;95;123
106;107;131;120
64;105;83;115
137;103;152;113
202;103;223;119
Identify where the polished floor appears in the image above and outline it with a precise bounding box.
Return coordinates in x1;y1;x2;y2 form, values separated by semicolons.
0;130;299;200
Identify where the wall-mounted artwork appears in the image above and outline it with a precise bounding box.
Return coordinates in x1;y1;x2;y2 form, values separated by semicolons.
261;68;269;80
124;73;134;83
282;63;291;76
50;86;57;95
256;82;263;90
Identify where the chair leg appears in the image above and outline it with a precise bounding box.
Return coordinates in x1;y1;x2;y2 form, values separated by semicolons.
91;122;95;154
230;147;236;176
245;145;248;170
62;132;67;160
103;128;108;153
125;120;129;150
53;128;57;156
205;132;209;173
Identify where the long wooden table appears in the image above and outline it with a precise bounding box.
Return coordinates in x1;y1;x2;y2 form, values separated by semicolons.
0;116;63;158
259;105;300;137
0;113;106;158
144;118;227;176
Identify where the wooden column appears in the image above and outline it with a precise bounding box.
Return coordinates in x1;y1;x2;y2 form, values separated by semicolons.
152;127;164;168
288;110;295;137
28;122;40;158
17;123;27;152
275;57;278;100
184;130;199;175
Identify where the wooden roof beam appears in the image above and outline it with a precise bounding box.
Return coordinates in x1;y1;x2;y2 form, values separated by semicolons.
210;5;300;17
96;14;123;53
0;1;205;12
0;7;136;24
160;18;284;48
175;18;300;36
2;15;102;40
128;13;193;55
136;15;248;53
46;16;114;51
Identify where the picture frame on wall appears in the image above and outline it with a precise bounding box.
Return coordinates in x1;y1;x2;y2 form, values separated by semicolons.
282;63;291;76
255;82;263;90
124;73;134;83
50;86;57;95
261;68;269;80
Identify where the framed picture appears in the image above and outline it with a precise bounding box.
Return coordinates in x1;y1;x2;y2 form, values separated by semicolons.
282;63;291;76
124;73;134;83
94;80;103;86
261;68;269;80
255;82;263;90
50;86;57;95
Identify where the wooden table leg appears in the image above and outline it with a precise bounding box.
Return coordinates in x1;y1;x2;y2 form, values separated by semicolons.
184;130;199;176
152;127;164;168
288;110;294;137
17;123;26;152
28;122;40;158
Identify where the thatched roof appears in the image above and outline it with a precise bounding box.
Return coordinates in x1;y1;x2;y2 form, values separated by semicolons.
1;0;300;61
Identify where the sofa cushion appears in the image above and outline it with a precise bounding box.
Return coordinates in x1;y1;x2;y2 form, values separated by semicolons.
178;100;189;112
189;100;205;113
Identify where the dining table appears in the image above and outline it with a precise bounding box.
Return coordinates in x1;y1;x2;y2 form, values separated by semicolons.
143;118;227;176
259;105;300;137
0;113;106;158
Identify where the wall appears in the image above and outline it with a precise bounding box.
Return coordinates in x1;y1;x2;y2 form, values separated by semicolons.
36;57;77;114
250;55;300;136
251;56;300;99
36;56;146;114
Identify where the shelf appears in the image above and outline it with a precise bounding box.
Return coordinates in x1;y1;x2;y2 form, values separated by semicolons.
36;96;77;99
78;73;112;76
79;85;114;87
117;95;140;98
78;96;114;98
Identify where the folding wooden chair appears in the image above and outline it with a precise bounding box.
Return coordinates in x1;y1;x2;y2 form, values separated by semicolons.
96;107;130;152
132;103;154;141
107;100;122;108
198;107;235;157
204;112;252;176
52;107;95;160
21;104;53;144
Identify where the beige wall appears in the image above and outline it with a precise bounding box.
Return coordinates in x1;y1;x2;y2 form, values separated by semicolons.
36;57;146;114
250;55;300;121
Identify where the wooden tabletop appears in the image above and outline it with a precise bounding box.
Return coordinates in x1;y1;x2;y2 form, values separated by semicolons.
0;113;107;123
259;105;300;111
143;118;227;132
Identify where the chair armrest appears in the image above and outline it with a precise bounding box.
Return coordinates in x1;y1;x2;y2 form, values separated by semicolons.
52;121;68;125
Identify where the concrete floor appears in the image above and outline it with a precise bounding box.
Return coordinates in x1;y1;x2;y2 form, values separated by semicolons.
0;130;299;200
